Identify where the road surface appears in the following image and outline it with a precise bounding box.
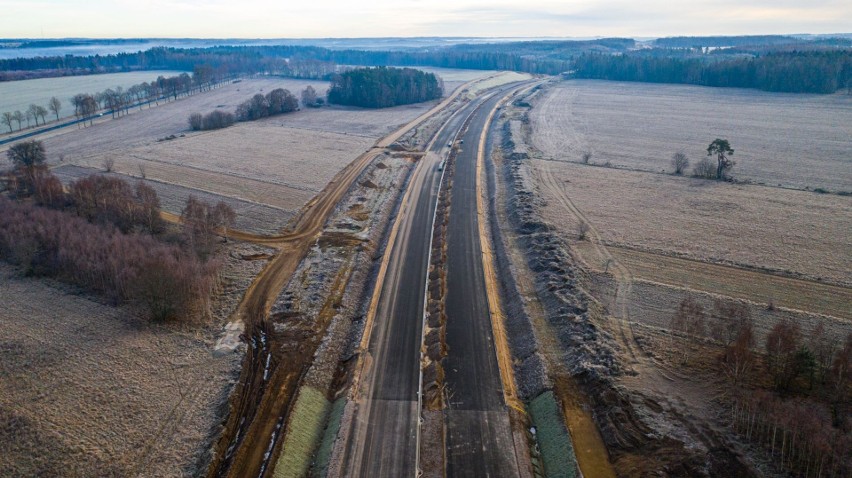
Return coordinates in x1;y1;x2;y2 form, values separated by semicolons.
443;87;522;477
342;82;530;477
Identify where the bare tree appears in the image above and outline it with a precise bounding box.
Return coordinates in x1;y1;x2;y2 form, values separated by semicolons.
138;163;147;179
188;113;203;131
671;152;689;175
720;318;755;387
103;158;115;172
581;151;592;164
213;201;236;242
27;105;37;126
710;300;752;346
670;296;706;364
766;320;801;391
48;96;62;121
135;181;164;234
2;112;13;133
301;85;318;107
35;105;48;125
6;140;47;195
12;110;23;130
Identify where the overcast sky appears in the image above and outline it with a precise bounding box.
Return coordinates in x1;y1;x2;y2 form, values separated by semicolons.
2;0;849;38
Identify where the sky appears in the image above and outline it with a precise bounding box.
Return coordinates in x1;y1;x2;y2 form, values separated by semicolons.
1;0;850;39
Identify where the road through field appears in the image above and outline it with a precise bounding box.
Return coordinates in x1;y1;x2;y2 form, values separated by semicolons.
340;92;481;477
341;81;534;477
205;76;488;478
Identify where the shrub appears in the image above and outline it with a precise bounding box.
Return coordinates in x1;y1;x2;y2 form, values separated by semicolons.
692;157;716;179
188;112;203;130
188;110;234;131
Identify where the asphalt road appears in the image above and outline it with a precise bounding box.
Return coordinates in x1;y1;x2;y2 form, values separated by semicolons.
341;96;475;477
342;83;528;477
443;88;522;477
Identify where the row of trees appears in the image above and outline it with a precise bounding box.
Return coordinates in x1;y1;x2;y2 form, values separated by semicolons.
731;389;850;477
0;197;218;321
3;71;230;135
328;67;443;108
571;50;852;94
0;44;568;80
3;140;235;320
1;100;60;133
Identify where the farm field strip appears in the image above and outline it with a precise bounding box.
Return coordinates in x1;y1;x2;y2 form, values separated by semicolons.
529;80;852;192
575;242;852;321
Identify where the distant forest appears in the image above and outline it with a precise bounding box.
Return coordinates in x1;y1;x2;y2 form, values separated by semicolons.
0;36;850;94
328;67;442;108
571;50;852;94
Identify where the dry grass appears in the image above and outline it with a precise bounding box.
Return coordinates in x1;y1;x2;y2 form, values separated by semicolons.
577;242;852;321
269;101;440;138
534;159;852;286
65;124;374;194
530;80;852;192
0;263;241;478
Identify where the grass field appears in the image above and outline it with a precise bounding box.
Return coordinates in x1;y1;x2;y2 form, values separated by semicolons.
0;70;182;127
534;159;852;286
529;80;852;192
523;78;852;382
0;263;240;477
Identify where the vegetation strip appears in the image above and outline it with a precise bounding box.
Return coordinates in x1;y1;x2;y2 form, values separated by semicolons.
270;387;331;478
529;391;579;478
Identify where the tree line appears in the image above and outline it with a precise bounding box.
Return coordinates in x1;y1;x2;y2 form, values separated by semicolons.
327;67;442;108
0;43;569;81
2;140;234;321
570;49;852;94
2;71;229;134
668;297;851;477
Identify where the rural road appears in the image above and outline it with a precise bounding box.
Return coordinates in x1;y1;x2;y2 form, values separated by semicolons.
342;81;532;477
